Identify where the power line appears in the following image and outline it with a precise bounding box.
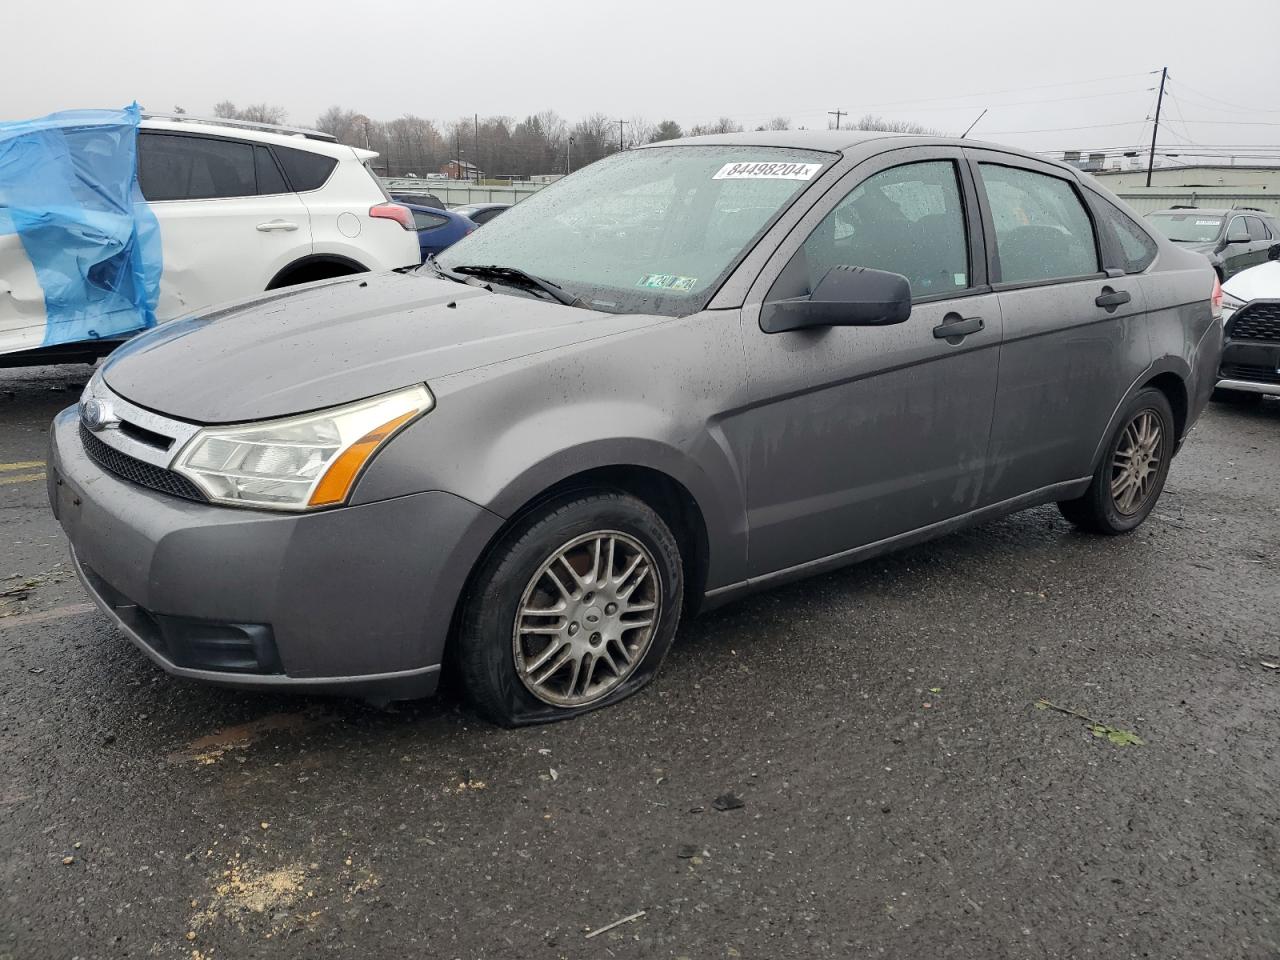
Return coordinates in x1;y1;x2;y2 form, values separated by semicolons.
1166;75;1280;114
827;109;846;129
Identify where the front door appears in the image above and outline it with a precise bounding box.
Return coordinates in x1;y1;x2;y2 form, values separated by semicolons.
725;149;1002;577
138;131;310;320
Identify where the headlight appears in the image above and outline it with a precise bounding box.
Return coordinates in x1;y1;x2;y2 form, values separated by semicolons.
172;385;433;511
1221;288;1247;312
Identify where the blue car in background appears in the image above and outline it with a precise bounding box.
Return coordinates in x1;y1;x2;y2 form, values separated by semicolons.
399;202;476;260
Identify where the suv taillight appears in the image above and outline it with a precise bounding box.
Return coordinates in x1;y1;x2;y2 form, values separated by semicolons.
1211;275;1223;321
369;203;415;230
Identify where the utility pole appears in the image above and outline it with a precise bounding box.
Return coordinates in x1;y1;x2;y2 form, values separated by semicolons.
474;113;479;182
1146;66;1167;188
566;135;574;175
827;109;846;130
614;119;629;152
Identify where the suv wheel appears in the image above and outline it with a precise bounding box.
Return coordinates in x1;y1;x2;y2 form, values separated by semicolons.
1057;387;1175;534
456;492;683;726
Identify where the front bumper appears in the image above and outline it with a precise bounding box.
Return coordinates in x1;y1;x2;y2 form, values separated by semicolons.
1218;338;1280;396
48;407;504;698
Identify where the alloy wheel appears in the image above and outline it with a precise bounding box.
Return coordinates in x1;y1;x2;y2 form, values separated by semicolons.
513;531;661;707
1110;409;1163;515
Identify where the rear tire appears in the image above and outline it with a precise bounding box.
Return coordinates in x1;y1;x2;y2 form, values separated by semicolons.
1210;387;1263;406
1057;387;1175;535
456;491;683;727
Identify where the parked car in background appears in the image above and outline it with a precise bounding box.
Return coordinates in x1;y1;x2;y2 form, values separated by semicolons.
1214;246;1280;404
391;192;445;210
452;202;511;226
50;131;1220;725
401;202;476;259
1;113;421;366
1146;206;1280;281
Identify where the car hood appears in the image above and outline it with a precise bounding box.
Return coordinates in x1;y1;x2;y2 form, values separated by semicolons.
1223;260;1280;303
102;271;645;423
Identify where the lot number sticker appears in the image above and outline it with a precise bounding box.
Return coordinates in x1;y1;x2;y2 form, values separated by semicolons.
713;161;822;181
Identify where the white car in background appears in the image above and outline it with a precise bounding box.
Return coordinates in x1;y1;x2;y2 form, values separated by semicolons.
1214;246;1280;403
0;114;421;366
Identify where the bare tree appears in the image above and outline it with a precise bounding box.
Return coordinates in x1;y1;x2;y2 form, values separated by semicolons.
238;103;288;124
628;116;656;148
762;116;791;131
850;114;939;135
212;101;288;124
689;117;743;136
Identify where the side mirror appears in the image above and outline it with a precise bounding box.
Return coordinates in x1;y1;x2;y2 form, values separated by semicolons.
1269;242;1280;261
761;265;912;334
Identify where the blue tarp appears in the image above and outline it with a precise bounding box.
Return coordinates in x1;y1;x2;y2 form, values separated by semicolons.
0;104;161;347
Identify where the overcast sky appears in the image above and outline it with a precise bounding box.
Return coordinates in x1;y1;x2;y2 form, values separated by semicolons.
6;0;1279;164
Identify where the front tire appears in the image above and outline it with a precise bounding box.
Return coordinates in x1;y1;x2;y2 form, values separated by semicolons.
1058;387;1175;535
456;491;683;726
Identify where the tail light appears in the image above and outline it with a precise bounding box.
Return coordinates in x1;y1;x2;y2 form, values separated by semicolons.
1210;275;1223;321
369;203;415;230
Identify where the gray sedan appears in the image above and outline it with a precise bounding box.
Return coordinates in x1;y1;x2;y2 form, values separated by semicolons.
49;130;1222;725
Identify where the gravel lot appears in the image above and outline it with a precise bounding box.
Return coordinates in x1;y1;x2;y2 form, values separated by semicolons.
2;365;1278;960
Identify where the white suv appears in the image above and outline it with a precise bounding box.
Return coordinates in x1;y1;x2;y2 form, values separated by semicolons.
0;114;421;365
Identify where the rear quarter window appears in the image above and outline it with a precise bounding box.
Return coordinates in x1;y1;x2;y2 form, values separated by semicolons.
1094;198;1157;274
274;146;338;192
411;210;448;230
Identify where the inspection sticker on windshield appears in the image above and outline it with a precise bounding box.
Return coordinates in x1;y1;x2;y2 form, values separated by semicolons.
637;274;698;291
713;161;822;181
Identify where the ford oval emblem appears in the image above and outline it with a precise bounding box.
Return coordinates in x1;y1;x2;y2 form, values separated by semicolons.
80;397;118;431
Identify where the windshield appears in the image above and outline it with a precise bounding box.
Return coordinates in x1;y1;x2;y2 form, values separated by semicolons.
1147;212;1223;244
433;145;834;315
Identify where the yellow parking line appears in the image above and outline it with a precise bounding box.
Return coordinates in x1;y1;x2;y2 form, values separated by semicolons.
0;461;44;472
0;471;45;485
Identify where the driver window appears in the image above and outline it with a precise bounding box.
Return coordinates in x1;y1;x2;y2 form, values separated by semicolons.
771;160;970;302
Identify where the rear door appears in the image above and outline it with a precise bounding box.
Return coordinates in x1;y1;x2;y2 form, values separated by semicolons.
138;131;310;319
966;149;1149;504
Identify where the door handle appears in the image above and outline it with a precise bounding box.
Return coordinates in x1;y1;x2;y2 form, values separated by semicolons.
1095;286;1131;311
932;314;984;340
256;220;298;232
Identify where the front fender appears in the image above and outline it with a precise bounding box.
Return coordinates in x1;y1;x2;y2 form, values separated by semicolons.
352;343;751;590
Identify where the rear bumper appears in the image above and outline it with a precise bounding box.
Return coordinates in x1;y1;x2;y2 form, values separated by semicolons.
49;406;504;699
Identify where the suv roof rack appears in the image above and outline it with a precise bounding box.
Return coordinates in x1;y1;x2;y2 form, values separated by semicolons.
141;113;338;144
1234;206;1266;213
1168;204;1198;209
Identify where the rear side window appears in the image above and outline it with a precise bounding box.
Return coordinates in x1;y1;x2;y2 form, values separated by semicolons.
411;210;448;230
1094;199;1157;274
274;146;338;192
138;133;256;201
254;146;288;195
1246;216;1270;241
980;164;1099;284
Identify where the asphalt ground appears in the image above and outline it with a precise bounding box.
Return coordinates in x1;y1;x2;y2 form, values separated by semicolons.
1;364;1278;960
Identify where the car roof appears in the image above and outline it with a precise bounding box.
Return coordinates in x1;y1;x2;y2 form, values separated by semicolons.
639;129;1072;170
456;202;509;211
401;201;466;219
139;116;363;160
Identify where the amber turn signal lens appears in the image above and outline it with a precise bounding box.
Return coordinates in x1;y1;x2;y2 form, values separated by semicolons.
308;410;418;507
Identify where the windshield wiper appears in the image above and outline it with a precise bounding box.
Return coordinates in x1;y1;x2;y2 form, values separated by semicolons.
450;264;586;307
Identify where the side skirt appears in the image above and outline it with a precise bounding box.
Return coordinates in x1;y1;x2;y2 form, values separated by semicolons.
700;477;1091;611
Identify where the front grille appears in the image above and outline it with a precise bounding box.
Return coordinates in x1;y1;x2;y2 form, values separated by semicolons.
1228;301;1280;342
79;423;207;502
1221;363;1280;385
